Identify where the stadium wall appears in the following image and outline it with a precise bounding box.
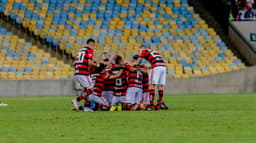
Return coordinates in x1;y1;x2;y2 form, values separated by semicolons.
229;21;256;65
168;66;256;94
0;66;256;97
0;80;74;97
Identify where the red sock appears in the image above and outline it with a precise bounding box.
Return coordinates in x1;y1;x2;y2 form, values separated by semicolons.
123;103;130;110
149;89;155;105
84;101;90;107
86;89;92;95
158;90;163;102
129;104;134;111
76;94;84;102
127;104;132;110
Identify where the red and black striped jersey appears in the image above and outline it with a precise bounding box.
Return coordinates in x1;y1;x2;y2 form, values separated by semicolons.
89;66;96;76
127;68;143;88
91;73;99;86
111;65;128;96
92;73;110;97
140;49;165;68
89;66;97;85
74;47;94;75
103;65;115;91
142;72;149;93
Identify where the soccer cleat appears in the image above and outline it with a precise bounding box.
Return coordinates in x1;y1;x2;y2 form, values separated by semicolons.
117;103;122;111
71;99;80;111
155;102;161;110
101;106;108;111
145;104;154;111
130;104;139;111
110;105;117;112
160;101;168;110
83;107;94;112
0;101;8;107
72;107;79;112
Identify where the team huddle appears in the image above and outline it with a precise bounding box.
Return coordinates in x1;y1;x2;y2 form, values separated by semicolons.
71;39;168;112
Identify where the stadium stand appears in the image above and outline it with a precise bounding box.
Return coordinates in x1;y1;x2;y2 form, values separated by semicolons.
0;26;73;80
0;0;245;78
229;0;256;20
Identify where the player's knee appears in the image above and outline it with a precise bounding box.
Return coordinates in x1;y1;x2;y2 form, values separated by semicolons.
149;84;155;89
157;85;163;90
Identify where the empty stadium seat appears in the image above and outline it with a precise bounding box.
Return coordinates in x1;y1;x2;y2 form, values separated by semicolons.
0;26;73;80
0;0;245;78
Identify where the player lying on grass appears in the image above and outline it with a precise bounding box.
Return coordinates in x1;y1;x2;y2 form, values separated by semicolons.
74;62;124;112
90;52;115;111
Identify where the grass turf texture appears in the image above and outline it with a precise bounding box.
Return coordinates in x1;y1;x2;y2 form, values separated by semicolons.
0;94;256;143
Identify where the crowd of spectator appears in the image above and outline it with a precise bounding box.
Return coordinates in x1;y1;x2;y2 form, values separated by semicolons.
228;0;256;20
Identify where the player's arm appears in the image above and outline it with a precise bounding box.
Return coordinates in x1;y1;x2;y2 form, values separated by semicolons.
105;54;116;69
143;64;151;70
137;66;147;74
109;69;123;79
133;50;145;65
136;57;143;65
87;49;98;67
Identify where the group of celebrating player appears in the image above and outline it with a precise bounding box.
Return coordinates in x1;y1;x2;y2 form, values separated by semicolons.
71;39;168;112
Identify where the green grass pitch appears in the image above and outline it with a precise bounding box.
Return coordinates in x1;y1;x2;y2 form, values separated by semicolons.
1;94;256;143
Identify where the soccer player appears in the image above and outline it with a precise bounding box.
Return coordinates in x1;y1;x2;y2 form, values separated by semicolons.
137;45;168;110
101;52;114;107
85;63;123;111
109;55;129;112
131;55;150;111
124;55;144;111
101;52;110;65
71;39;98;111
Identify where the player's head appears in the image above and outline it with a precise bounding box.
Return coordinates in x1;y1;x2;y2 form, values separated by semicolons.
132;54;139;60
86;38;96;49
115;55;123;65
101;52;109;62
132;54;140;64
138;45;147;55
95;63;106;73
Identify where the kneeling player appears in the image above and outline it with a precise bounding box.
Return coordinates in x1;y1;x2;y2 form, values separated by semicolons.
83;63;123;112
101;52;114;107
124;56;144;111
109;55;128;112
132;55;150;111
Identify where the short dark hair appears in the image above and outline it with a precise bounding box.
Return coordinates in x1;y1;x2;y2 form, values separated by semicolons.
139;45;147;49
103;58;109;62
115;55;122;64
95;63;106;73
87;38;95;44
132;54;139;60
